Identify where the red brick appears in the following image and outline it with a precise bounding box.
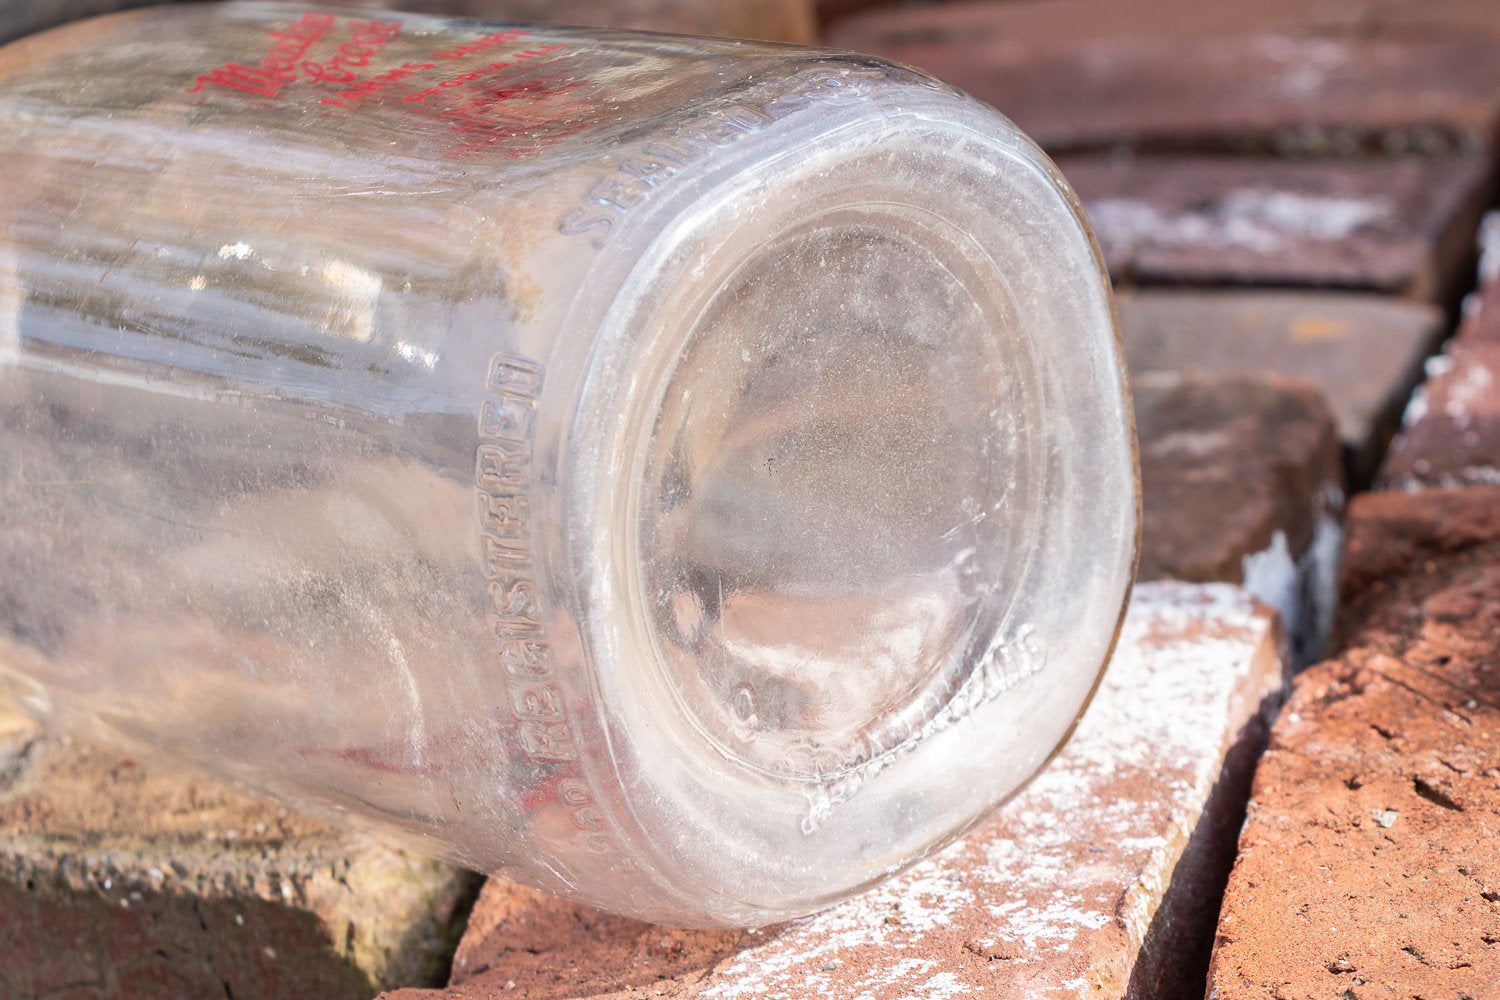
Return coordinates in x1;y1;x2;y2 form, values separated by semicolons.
1118;289;1446;484
1379;267;1500;488
825;29;1500;156
1134;373;1343;666
1207;486;1500;998
1061;155;1492;301
381;583;1285;1000
825;0;1500;51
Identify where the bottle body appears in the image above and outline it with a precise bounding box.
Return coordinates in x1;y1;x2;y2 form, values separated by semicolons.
0;4;1137;925
0;0;815;46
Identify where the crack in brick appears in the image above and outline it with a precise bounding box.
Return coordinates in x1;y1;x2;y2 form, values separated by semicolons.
1412;777;1464;812
961;938;1017;962
1403;944;1431;966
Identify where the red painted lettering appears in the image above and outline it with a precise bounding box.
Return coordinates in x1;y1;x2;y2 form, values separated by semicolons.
186;12;335;97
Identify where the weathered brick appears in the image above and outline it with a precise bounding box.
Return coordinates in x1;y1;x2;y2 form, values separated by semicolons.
1134;373;1343;666
1061;155;1492;301
824;29;1500;156
825;0;1500;52
1208;486;1500;998
1118;289;1446;484
0;715;480;1000
380;582;1284;1000
1379;264;1500;489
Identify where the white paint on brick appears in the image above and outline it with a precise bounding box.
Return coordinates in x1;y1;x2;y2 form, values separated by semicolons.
1444;360;1494;422
1240;488;1343;669
1477;211;1500;285
1242;529;1297;626
701;583;1283;1000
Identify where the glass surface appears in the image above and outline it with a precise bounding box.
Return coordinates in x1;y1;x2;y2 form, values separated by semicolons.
0;2;1138;925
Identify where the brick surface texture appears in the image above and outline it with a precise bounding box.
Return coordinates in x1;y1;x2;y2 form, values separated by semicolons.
0;717;479;999
10;1;1500;996
1133;373;1342;665
1118;289;1444;483
1380;266;1500;488
1208;487;1500;998
821;30;1500;156
824;0;1500;51
1060;155;1492;301
380;582;1284;1000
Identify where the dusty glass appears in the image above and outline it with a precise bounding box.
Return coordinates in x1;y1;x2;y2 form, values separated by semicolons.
0;2;1138;926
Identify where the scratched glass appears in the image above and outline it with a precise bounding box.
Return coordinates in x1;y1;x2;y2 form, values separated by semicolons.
0;3;1138;926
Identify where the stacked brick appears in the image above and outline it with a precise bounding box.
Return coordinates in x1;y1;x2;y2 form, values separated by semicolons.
6;1;1500;998
1204;245;1500;997
824;3;1500;999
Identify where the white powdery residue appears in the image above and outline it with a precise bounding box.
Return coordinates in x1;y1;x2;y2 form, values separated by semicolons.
1086;191;1391;257
1444;360;1494;419
1258;35;1350;92
1218;189;1392;242
1055;584;1266;767
1125;580;1262;634
986;895;1113;948
707;584;1276;1000
1401;382;1431;429
217;241;254;260
701;861;975;1000
1240;530;1295;606
869;957;937;993
1085;197;1164;250
915;972;973;999
1241;530;1299;652
1454;465;1500;485
983;829;1079;887
1462;289;1484;322
1425;352;1457;381
1478;210;1500;285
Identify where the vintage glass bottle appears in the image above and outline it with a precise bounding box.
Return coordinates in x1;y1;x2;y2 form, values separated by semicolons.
0;2;1138;925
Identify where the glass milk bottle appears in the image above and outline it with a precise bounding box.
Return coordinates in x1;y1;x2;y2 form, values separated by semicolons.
0;2;1138;926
